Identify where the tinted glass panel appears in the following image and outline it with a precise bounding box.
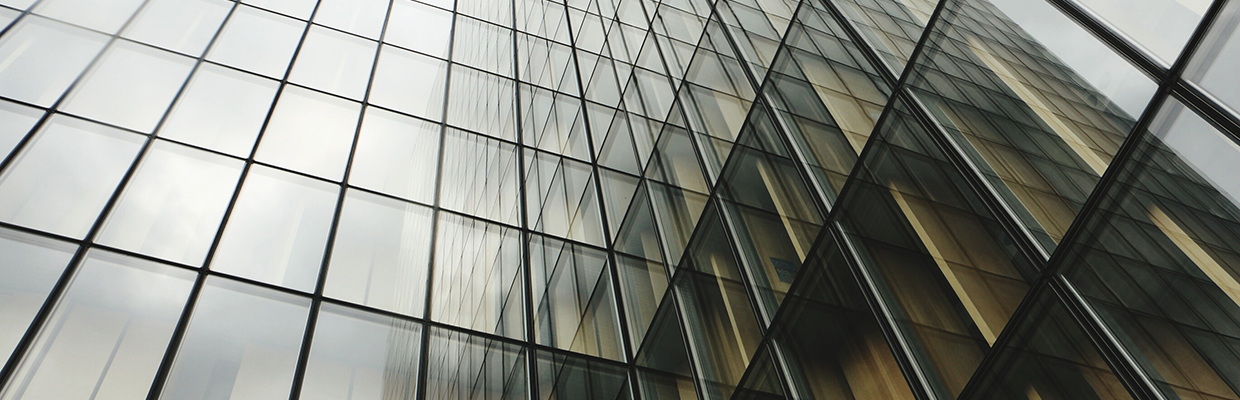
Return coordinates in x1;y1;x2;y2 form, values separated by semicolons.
324;190;433;317
300;304;423;400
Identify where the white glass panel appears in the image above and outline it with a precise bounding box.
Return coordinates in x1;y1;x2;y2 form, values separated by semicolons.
159;63;279;157
62;40;196;133
255;85;361;181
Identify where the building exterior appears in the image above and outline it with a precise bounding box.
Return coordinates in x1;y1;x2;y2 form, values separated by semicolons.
0;0;1239;398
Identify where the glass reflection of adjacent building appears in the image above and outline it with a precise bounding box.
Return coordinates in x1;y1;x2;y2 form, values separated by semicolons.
1;0;1240;399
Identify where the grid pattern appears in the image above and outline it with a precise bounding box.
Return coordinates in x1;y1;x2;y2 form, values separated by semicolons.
1;0;1240;399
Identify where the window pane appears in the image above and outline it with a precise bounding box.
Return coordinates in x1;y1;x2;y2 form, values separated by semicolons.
0;101;42;159
1187;1;1240;118
62;40;196;133
289;26;378;101
1;250;195;400
242;0;315;20
439;128;521;225
313;0;388;39
0;116;144;239
535;352;630;400
529;235;623;360
159;63;279;157
0;16;109;107
446;66;517;141
207;6;305;79
324;190;433;317
255;85;361;181
210;166;338;292
423;327;528;400
33;0;145;33
1074;0;1207;65
384;0;452;58
97;140;243;266
347;108;441;204
161;277;310;400
123;0;233;56
451;15;514;77
431;213;525;339
368;45;448;121
0;228;75;362
299;304;422;400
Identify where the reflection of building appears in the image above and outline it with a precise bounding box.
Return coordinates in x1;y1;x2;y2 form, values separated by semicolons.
1;0;1239;399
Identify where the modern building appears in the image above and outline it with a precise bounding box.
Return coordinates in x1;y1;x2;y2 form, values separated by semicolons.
0;0;1238;398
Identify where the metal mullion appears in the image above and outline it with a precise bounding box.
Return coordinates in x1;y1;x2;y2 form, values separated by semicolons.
140;1;331;398
1042;0;1167;80
1173;79;1240;144
286;1;398;399
509;0;543;397
0;0;237;394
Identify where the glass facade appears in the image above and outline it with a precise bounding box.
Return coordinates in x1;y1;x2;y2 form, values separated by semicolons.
1;0;1239;399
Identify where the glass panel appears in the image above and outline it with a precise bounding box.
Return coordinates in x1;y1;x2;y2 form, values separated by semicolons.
523;150;606;246
368;45;448;122
347;108;441;204
1;250;195;400
313;0;389;39
384;0;453;58
1186;1;1240;118
289;26;378;101
299;304;423;400
210;166;338;292
960;287;1133;400
97;140;243;266
431;213;526;339
451;15;514;78
535;352;630;400
675;268;764;400
298;305;421;398
0;228;75;362
207;6;305;79
255;85;361;181
529;234;623;360
833;0;938;73
907;0;1157;250
161;277;311;400
1073;0;1208;64
62;40;196;133
122;0;233;56
836;98;1038;398
438;128;521;225
423;327;528;400
324;190;433;317
242;0;316;20
0;116;144;239
1062;98;1240;400
33;0;145;33
0;101;43;159
159;63;280;157
446;66;518;142
0;16;109;107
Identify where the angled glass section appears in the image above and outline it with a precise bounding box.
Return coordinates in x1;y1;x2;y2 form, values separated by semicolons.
529;234;623;360
535;351;631;400
906;0;1157;250
833;0;939;74
1060;98;1240;400
423;327;528;400
524;150;606;246
299;304;423;400
431;213;526;339
61;40;195;133
835;98;1038;398
2;251;194;400
439;127;522;225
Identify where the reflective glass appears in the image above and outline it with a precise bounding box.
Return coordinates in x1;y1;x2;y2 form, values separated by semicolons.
447;66;518;141
347;108;441;204
62;40;196;133
289;26;378;101
368;45;448;121
535;352;630;400
1;250;195;400
438;128;521;225
210;166;338;292
0;101;42;159
0;228;75;362
1187;0;1240;118
207;6;305;79
300;304;423;400
0;16;109;107
255;85;361;181
1074;0;1208;64
422;327;528;400
159;63;280;157
384;0;453;58
451;15;514;77
324;190;433;317
1062;98;1240;400
161;277;310;400
431;213;525;339
0;116;144;239
97;140;243;266
529;235;622;360
122;0;232;56
243;0;316;20
33;0;144;33
313;0;389;39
